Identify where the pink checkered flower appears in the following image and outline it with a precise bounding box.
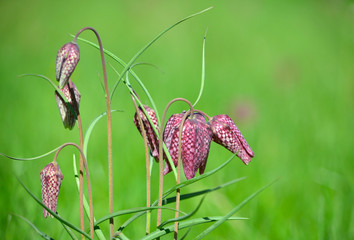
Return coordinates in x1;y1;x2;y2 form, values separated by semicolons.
56;42;80;89
40;162;64;218
163;112;212;180
210;114;254;165
55;79;81;130
134;105;161;162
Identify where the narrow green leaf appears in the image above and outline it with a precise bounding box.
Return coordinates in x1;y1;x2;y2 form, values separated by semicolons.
60;222;79;240
83;110;121;158
0;146;61;161
159;196;206;228
109;6;214;100
11;213;54;240
16;176;92;239
141;216;246;240
193;27;208;107
194;179;279;239
162;177;246;206
72;156;106;240
94;206;186;227
162;153;237;199
118;154;236;232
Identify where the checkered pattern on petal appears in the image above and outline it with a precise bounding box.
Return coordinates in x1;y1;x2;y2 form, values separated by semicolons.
55;80;81;130
194;114;212;175
134;105;160;161
210;115;254;165
163;123;181;175
56;42;80;89
40;162;64;218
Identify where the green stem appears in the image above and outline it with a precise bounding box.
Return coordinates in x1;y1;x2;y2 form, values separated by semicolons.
74;27;114;238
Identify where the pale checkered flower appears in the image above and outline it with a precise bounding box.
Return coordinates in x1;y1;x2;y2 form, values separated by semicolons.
56;42;80;89
40;162;64;218
210;114;254;165
55;80;81;130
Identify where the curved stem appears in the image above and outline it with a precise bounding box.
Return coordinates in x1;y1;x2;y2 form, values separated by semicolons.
68;80;85;239
74;27;114;238
54;142;94;240
131;95;151;235
157;98;193;228
174;110;191;239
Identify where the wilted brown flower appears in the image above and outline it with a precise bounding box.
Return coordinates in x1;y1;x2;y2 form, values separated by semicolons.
133;105;160;161
40;162;64;218
55;80;81;130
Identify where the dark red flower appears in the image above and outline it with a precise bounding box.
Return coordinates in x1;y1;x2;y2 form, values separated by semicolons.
163;112;212;180
133;105;160;161
210;114;254;165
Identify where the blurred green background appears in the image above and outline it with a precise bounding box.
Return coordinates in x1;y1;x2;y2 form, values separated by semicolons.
1;0;353;239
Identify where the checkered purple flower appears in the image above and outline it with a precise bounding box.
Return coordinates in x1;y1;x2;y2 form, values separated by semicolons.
210;114;254;165
40;162;64;218
163;112;212;180
55;80;81;130
56;42;80;89
134;105;161;162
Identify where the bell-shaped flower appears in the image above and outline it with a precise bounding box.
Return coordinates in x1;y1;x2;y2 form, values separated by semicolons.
40;161;64;218
133;105;160;161
56;42;80;89
210;114;254;165
164;112;212;180
55;80;81;130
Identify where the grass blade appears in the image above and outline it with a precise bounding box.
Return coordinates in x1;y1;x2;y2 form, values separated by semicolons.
194;179;279;239
11;213;54;240
162;177;246;206
72;156;106;240
16;176;92;239
141;216;247;240
83;110;121;158
1;146;61;161
158;196;206;228
109;6;214;100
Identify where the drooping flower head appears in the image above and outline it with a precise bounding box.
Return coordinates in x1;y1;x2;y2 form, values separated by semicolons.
40;161;64;218
164;112;212;180
56;42;80;89
210;114;254;165
133;105;160;161
55;80;81;130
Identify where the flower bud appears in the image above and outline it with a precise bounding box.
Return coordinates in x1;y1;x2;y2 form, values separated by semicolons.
210;114;254;165
163;112;212;180
55;80;81;130
133;105;160;161
56;42;80;89
40;162;64;218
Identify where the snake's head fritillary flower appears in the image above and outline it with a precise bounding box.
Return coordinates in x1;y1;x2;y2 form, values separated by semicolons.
55;80;81;130
40;162;64;218
210;114;254;165
164;112;212;180
56;42;80;89
134;105;160;161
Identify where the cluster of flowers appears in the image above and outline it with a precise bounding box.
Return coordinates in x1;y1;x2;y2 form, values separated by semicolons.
40;41;81;217
134;106;254;180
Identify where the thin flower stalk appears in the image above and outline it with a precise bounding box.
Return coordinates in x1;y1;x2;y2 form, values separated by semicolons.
157;98;193;228
53;142;94;240
73;27;114;238
131;95;151;235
